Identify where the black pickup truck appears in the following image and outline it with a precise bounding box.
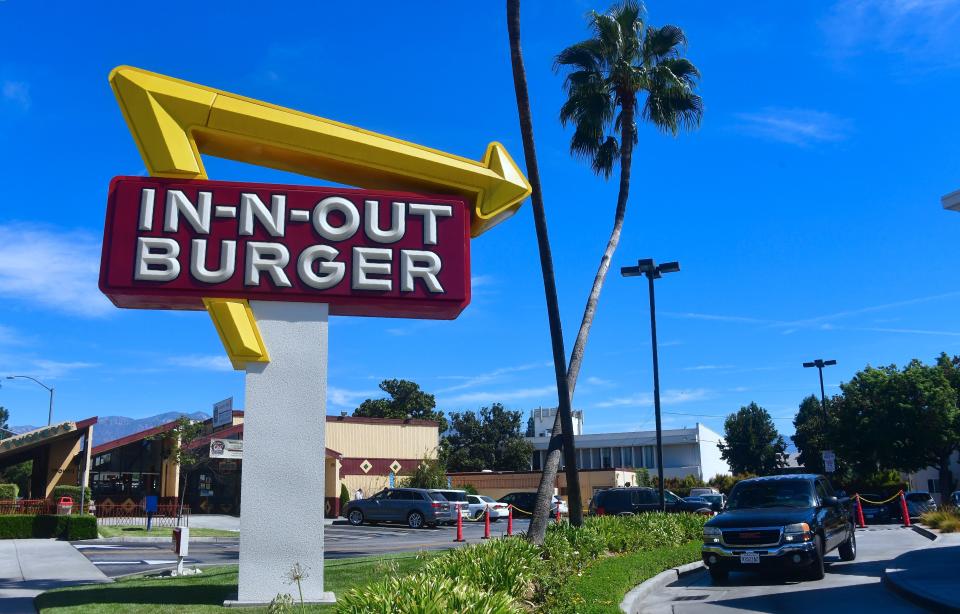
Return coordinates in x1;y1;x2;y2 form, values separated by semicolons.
701;474;855;582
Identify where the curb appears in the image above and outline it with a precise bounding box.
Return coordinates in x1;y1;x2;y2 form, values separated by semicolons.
882;568;960;614
76;536;239;543
910;525;937;541
620;561;704;614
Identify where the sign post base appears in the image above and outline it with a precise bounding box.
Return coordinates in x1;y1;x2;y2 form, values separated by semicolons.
236;301;333;604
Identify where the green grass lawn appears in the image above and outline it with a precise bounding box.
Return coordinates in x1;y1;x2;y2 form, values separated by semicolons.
36;552;435;613
562;541;703;614
96;525;239;539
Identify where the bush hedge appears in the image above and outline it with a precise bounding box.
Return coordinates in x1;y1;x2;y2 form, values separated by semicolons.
0;514;97;540
337;512;706;613
51;485;93;504
0;483;17;500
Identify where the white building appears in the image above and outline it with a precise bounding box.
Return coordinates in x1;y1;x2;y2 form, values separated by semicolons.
529;406;583;437
905;451;960;504
526;422;729;481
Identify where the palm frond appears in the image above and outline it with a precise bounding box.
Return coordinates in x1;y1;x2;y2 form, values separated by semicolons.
590;12;625;64
559;77;615;128
641;82;703;136
612;0;646;61
592;136;620;178
642;24;687;64
657;57;700;87
554;39;604;73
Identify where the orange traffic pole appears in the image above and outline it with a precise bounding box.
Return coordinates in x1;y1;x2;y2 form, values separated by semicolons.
555;504;561;524
855;494;866;528
507;505;513;536
482;508;491;539
899;491;912;527
454;508;465;542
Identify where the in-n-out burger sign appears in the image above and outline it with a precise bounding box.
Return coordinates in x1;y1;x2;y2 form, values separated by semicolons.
99;177;470;318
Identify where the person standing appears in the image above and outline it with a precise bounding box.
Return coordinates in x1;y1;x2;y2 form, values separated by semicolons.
354;487;364;501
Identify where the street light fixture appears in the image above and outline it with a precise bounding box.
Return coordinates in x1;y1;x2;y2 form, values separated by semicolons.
622;258;680;513
802;359;836;420
942;189;960;211
6;375;55;426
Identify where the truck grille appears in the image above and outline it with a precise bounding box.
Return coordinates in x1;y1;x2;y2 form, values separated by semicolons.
721;529;781;547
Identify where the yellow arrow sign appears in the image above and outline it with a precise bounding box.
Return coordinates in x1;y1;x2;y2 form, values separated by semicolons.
110;65;530;237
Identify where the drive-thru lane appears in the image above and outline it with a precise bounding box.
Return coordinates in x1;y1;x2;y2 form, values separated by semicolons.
638;525;930;613
76;518;532;577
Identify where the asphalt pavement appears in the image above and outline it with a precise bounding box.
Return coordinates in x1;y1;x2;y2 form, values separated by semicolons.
75;518;532;577
639;525;932;613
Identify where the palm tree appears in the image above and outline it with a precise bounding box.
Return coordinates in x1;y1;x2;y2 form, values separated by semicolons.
507;0;584;543
556;1;702;401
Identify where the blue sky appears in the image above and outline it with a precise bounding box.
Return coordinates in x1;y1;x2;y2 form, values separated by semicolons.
1;1;959;441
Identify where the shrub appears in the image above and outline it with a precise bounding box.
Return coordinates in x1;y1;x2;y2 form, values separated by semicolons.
0;483;17;500
51;485;93;504
423;536;542;600
339;483;350;516
0;514;97;539
921;507;960;533
462;484;478;495
337;575;521;614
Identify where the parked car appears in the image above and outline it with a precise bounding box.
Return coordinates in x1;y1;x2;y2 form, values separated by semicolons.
699;493;726;512
466;494;509;521
701;474;855;583
904;491;938;517
497;492;565;518
430;489;471;524
689;487;721;497
949;491;960;507
588;487;713;516
856;493;895;524
342;488;453;529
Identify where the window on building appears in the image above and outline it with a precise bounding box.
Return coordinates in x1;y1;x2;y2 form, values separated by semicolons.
591;448;601;469
633;447;643;468
601;447;612;469
622;447;633;467
644;446;655;468
532;451;541;470
612;447;622;467
928;479;941;494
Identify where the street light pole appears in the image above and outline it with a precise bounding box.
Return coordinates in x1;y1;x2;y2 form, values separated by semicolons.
622;258;680;513
802;359;836;421
6;375;55;426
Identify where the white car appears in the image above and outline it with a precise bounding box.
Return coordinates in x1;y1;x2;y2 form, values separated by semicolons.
466;494;509;520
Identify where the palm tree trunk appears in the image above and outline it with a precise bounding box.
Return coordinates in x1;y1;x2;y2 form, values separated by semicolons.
506;0;583;544
535;101;636;529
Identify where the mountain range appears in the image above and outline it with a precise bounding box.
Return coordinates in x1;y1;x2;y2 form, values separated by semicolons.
11;411;209;446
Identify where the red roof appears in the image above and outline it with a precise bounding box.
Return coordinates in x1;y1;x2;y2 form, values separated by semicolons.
182;423;342;458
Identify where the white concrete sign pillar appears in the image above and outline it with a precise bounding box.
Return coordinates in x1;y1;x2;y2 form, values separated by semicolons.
233;301;334;605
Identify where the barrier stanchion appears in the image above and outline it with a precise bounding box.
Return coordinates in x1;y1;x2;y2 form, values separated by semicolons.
899;491;912;527
507;505;513;536
855;494;866;528
555;505;561;524
454;509;465;543
482;508;491;539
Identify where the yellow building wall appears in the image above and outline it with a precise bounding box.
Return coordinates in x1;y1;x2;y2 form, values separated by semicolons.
326;421;439;459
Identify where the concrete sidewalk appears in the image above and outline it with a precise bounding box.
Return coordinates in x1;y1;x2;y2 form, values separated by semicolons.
883;531;960;612
0;539;111;614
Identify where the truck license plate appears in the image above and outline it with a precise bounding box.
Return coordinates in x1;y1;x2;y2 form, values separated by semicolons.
740;552;760;564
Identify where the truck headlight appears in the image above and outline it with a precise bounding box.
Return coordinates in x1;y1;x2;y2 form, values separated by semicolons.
703;526;721;544
783;522;811;542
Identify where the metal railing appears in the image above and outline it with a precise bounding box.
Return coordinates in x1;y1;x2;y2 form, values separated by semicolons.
95;503;189;527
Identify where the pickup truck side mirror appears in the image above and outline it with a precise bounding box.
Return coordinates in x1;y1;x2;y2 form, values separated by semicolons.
823;496;840;507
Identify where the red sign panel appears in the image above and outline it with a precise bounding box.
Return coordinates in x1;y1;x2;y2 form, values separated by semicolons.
100;177;471;319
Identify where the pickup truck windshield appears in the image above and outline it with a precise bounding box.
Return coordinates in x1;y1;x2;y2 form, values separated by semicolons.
727;480;814;509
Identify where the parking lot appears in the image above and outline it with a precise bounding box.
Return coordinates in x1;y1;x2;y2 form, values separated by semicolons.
75;518;533;577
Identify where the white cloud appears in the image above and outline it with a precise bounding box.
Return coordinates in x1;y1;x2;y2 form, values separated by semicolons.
2;81;30;110
7;360;99;380
594;388;710;409
682;364;734;371
0;325;24;346
328;386;379;408
823;0;960;69
437;362;551;393
167;355;233;372
734;108;851;146
0;224;112;317
442;385;558;405
471;274;496;288
584;376;615;387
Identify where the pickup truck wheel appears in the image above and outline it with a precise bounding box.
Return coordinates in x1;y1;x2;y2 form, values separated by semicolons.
807;535;826;580
348;510;364;526
838;529;857;561
407;511;425;529
709;567;728;583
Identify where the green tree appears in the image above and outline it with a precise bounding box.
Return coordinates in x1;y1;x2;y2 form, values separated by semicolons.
353;379;448;433
0;406;10;440
718;403;787;475
792;395;829;474
401;459;448;490
445;404;534;472
154;416;206;521
554;1;702;399
830;365;897;480
506;0;585;542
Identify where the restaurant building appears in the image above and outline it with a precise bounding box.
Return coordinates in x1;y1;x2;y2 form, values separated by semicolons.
88;411;440;517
